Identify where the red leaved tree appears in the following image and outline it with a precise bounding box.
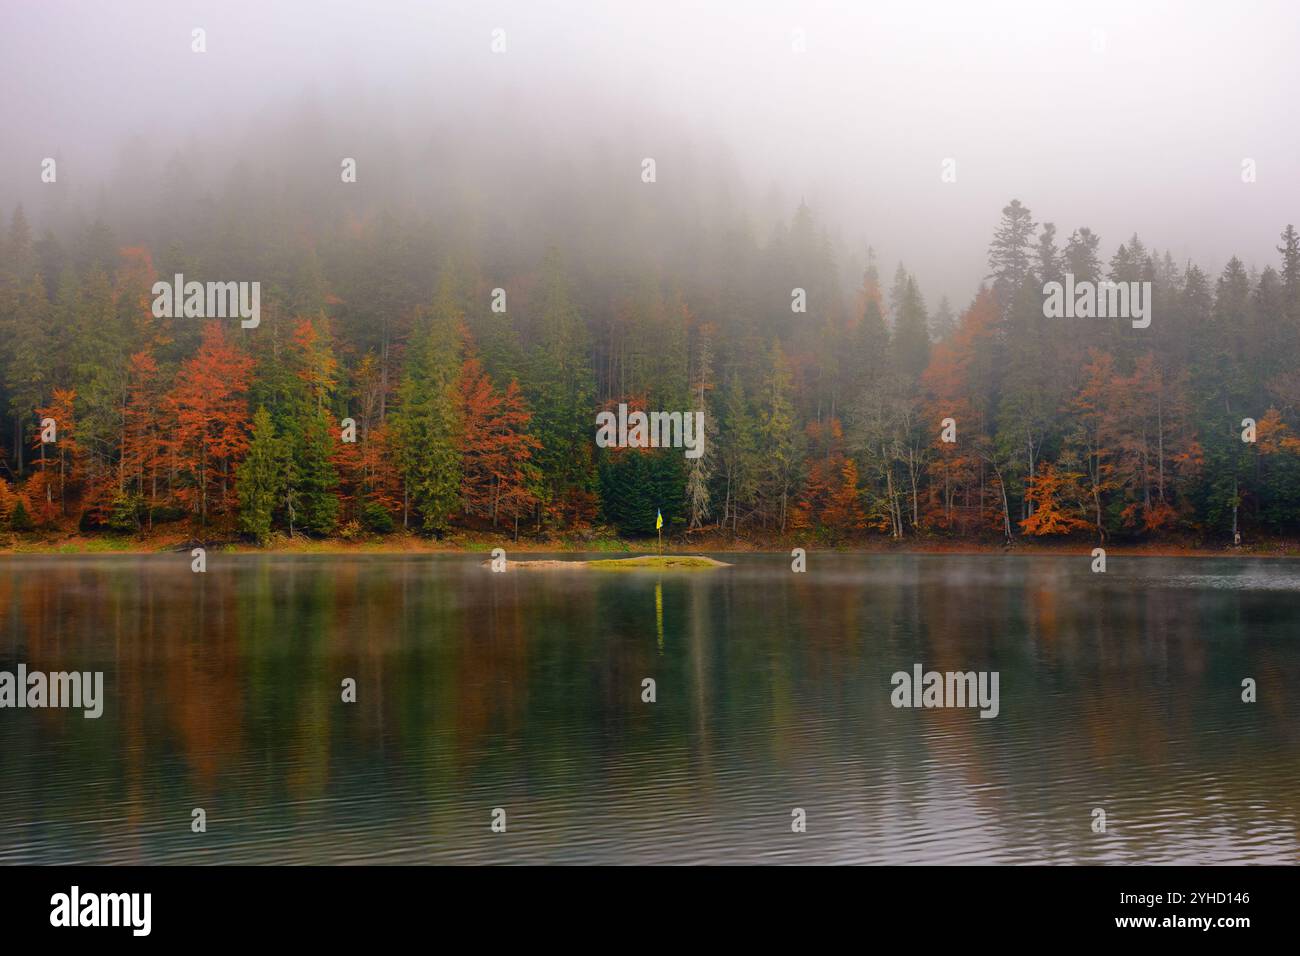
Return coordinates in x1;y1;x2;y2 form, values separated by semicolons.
1019;464;1091;536
29;389;79;523
456;332;540;532
163;323;254;526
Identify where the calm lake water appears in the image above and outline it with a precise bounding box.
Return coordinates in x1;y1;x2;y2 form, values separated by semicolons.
1;552;1297;864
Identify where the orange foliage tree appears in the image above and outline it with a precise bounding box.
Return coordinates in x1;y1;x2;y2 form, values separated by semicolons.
1019;464;1091;535
456;335;541;531
29;389;79;523
163;323;254;526
791;418;864;539
920;288;1002;535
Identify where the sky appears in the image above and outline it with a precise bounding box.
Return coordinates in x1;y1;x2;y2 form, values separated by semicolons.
2;0;1297;306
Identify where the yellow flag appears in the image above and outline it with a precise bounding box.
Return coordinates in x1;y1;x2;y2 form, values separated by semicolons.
656;509;663;530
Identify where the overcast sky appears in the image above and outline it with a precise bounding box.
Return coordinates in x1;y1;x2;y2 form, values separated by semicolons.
2;0;1297;306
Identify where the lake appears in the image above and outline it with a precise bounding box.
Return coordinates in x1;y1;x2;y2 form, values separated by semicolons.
1;552;1297;864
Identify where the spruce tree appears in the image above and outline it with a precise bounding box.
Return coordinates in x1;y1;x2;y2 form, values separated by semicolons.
295;411;340;535
717;371;758;534
759;342;800;532
987;199;1037;306
525;251;596;527
6;274;50;475
238;406;282;543
893;275;931;383
685;329;715;530
394;272;464;535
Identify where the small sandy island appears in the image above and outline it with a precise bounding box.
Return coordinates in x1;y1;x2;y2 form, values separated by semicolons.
484;555;731;571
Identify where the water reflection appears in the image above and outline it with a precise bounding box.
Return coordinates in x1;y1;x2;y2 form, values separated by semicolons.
0;553;1296;863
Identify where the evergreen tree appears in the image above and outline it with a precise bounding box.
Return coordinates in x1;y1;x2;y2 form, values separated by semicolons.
393;272;463;535
238;407;283;543
1035;222;1062;284
525;251;597;528
295;411;341;535
928;295;956;342
758;342;800;531
849;295;891;400
6;274;50;474
716;371;759;534
1278;224;1300;321
685;326;716;530
1062;227;1102;282
893;275;931;382
987;199;1036;306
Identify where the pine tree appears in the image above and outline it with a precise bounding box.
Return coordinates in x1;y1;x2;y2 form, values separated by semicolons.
850;292;891;394
928;295;956;341
1278;224;1300;321
295;411;340;535
525;251;597;529
758;342;800;532
70;266;129;520
9;497;34;532
6;274;49;475
1062;228;1102;283
238;407;282;543
987;199;1036;306
893;275;931;382
717;371;758;534
393;272;464;535
685;326;716;530
1035;222;1062;284
118;349;164;529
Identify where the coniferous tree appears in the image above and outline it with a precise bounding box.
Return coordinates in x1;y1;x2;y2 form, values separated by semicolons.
1062;227;1102;282
685;326;716;530
393;273;463;535
987;199;1037;306
758;342;800;532
6;274;50;474
238;406;283;543
893;275;931;383
525;252;597;529
716;371;759;534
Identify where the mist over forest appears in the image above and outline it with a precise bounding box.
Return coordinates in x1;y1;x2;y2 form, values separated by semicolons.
1;0;1299;546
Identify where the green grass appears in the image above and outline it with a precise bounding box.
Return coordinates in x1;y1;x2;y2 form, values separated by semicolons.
570;536;632;553
585;555;724;571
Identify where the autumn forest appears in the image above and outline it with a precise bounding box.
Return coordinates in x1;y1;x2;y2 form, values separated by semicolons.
1;185;1299;549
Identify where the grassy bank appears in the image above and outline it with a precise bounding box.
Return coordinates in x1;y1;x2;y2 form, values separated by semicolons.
4;527;1300;559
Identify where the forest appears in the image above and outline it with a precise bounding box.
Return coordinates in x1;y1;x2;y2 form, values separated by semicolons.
1;187;1299;548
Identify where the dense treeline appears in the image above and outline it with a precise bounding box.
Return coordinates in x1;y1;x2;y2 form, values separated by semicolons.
1;194;1299;545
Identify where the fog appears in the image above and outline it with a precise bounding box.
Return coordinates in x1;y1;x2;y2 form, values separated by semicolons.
2;0;1297;305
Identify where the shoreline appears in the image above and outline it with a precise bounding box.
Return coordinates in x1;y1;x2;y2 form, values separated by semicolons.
3;531;1299;559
